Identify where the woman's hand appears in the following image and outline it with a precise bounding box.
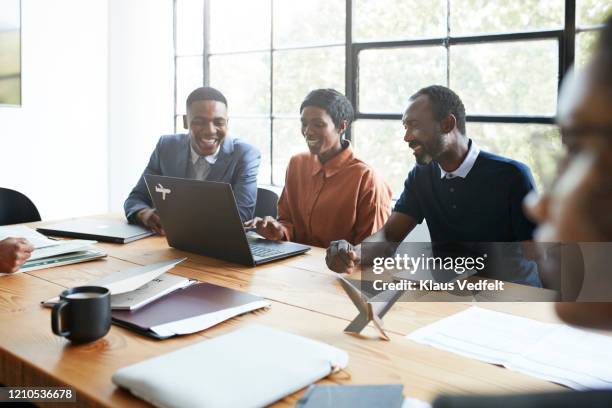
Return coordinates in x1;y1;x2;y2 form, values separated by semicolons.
244;216;285;241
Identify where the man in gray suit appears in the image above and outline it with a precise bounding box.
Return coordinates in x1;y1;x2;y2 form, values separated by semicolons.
124;87;261;234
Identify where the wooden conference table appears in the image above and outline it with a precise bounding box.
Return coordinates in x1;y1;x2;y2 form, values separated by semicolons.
0;215;566;407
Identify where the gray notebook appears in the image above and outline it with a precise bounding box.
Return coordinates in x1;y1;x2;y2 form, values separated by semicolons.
296;384;404;408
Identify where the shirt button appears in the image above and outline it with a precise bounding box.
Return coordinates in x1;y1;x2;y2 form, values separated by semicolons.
448;174;454;179
450;187;455;192
452;204;457;209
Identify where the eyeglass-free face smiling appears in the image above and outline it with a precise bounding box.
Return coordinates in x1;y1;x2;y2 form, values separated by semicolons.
184;100;228;156
300;106;346;164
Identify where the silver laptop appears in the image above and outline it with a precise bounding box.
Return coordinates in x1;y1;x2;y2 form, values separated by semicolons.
37;218;153;244
144;175;310;266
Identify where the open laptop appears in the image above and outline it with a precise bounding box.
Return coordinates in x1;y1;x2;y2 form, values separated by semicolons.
37;218;153;244
144;175;310;266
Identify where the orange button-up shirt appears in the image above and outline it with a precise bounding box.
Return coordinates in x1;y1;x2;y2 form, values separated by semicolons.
278;144;392;247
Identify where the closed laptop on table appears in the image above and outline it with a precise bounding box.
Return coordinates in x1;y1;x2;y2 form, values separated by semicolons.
144;175;310;266
37;218;153;244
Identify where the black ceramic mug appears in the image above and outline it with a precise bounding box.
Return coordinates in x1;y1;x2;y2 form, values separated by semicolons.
51;286;111;343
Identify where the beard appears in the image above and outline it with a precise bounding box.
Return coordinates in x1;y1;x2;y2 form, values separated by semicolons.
415;149;433;165
411;131;446;165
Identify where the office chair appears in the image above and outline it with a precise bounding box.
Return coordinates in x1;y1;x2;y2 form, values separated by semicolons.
0;188;41;226
254;187;279;219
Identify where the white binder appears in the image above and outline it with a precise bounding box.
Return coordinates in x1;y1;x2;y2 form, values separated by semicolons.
112;324;349;408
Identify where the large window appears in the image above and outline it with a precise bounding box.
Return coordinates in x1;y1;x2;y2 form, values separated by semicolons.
174;0;609;195
0;0;21;106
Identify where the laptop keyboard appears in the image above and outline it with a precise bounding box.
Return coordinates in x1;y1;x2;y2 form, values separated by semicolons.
249;244;285;258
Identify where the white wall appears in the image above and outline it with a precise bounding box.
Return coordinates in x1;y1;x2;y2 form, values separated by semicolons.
0;0;109;220
0;0;174;220
108;0;174;214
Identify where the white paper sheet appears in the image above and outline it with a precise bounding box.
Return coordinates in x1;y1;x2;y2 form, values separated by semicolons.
0;225;58;249
1;238;99;276
29;239;97;260
41;258;187;303
402;397;432;408
111;273;194;310
89;258;186;294
407;307;612;390
150;300;271;337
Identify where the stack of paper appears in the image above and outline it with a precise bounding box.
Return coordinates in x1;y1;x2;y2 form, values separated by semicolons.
43;258;188;311
111;273;193;310
407;307;612;390
111;282;270;338
0;225;106;274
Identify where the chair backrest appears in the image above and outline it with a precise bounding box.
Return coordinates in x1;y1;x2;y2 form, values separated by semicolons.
254;187;279;219
0;188;41;226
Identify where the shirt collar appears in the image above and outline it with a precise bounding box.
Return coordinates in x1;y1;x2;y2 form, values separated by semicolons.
312;141;354;178
190;143;220;165
438;139;480;179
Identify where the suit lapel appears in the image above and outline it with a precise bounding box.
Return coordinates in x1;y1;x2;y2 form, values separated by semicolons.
207;136;234;181
176;134;192;177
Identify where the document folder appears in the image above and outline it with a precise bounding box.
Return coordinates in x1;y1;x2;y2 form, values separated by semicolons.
111;282;270;339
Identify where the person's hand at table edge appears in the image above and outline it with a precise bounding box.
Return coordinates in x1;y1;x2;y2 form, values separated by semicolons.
0;238;34;273
137;208;165;236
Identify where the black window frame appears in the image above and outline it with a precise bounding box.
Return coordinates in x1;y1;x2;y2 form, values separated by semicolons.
173;0;607;185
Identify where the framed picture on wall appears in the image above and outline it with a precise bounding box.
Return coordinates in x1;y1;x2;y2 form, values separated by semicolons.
0;0;21;106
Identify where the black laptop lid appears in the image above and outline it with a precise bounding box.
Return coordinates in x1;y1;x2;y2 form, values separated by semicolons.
144;175;254;265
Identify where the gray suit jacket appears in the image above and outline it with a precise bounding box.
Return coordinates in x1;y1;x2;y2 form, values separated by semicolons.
124;134;260;223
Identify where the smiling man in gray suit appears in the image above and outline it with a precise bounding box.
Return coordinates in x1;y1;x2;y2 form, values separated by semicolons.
124;86;261;235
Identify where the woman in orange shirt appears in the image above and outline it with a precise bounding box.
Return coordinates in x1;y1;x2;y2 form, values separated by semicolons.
245;89;392;247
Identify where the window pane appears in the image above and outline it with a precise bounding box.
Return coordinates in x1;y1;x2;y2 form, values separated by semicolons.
352;119;414;198
359;47;446;114
450;40;558;115
354;0;446;41
577;0;611;28
450;0;563;35
273;47;344;115
229;117;272;185
175;0;203;55
272;118;309;185
176;56;203;115
0;78;20;105
209;52;270;115
210;0;270;52
0;0;20;105
576;30;601;68
175;115;186;134
273;0;344;48
467;123;563;191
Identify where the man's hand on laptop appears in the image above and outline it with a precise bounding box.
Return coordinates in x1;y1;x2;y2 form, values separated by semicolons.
137;208;165;236
0;238;34;273
326;240;360;274
244;216;284;241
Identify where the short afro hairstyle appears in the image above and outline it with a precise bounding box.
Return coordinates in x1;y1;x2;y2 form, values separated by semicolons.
186;86;227;109
410;85;466;135
299;89;354;130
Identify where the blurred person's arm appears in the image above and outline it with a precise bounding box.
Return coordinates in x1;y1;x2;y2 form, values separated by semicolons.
0;238;34;273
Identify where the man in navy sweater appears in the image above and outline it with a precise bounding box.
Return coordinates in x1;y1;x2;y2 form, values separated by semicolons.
326;85;540;285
